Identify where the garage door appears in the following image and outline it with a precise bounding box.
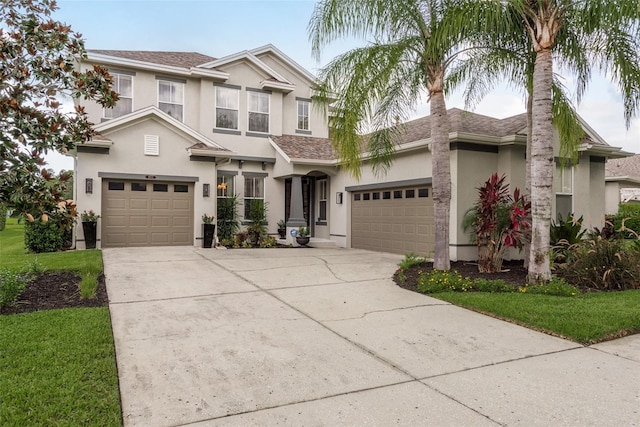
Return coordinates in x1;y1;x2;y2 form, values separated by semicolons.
101;179;194;247
351;186;434;256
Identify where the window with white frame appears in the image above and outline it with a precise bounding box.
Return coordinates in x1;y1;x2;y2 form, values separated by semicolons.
103;73;133;119
216;174;234;198
215;86;239;130
555;164;573;219
248;91;270;133
318;179;327;222
297;99;310;131
244;175;265;219
158;79;184;121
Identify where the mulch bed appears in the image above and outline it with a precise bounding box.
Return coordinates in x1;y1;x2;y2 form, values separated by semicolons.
395;260;529;292
0;272;109;316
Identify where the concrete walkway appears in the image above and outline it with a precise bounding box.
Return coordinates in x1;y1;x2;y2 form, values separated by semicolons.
103;247;640;426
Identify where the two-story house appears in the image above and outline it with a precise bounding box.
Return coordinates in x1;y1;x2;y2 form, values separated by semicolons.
72;44;629;260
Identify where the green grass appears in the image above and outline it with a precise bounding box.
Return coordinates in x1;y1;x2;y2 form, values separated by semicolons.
0;219;102;297
434;290;640;344
0;308;121;426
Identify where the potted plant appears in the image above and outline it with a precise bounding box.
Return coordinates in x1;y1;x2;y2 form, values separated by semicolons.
80;210;100;249
202;213;216;248
277;219;286;239
296;226;310;246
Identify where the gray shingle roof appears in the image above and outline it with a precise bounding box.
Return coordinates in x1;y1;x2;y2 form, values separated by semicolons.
606;154;640;178
398;108;527;144
88;50;216;68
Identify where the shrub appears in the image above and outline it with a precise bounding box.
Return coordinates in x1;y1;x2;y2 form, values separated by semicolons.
0;269;28;308
463;173;530;273
246;199;268;245
398;253;428;270
24;219;64;253
551;213;586;263
417;270;472;293
557;236;640;291
0;203;7;231
259;236;277;248
217;194;240;242
518;277;579;297
609;203;640;238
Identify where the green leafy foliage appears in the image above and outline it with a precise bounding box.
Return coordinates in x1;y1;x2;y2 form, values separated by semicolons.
463;173;530;273
24;218;63;253
518;278;579;297
297;226;310;237
417;270;472;293
0;1;118;216
398;252;428;270
216;194;240;242
557;236;640;291
472;278;515;293
609;203;640;238
246;199;268;245
0;203;6;231
0;269;28;308
550;213;586;263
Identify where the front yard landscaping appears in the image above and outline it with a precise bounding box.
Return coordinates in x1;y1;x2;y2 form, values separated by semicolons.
0;219;121;426
395;257;640;344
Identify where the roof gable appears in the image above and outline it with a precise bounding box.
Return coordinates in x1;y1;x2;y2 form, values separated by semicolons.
94;106;230;154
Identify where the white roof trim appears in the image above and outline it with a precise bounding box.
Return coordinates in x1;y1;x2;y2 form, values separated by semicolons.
199;50;292;84
261;80;295;93
249;44;317;83
85;53;229;81
94;106;229;152
268;137;292;163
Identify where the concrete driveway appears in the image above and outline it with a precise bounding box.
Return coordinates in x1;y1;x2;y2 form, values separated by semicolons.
103;247;640;426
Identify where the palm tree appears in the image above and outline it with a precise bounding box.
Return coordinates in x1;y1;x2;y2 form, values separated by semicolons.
309;0;470;271
446;18;585;269
463;0;640;282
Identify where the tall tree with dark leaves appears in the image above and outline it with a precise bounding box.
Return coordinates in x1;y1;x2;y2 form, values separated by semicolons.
0;0;117;219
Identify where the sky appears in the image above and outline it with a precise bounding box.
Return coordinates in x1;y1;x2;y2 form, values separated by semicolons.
46;0;640;170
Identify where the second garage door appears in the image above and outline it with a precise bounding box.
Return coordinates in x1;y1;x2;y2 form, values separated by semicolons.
101;179;194;247
351;185;434;256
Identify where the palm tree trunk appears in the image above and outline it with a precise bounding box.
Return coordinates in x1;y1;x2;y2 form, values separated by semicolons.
528;48;553;283
524;93;532;269
430;89;451;271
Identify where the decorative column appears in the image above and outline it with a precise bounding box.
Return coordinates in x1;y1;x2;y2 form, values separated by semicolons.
287;175;306;227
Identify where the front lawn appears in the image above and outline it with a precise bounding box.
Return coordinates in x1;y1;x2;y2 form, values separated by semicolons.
434;290;640;344
0;219;122;426
0;219;102;286
0;308;121;426
396;258;640;344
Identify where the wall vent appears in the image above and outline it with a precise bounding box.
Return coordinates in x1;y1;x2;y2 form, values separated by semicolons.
144;135;159;156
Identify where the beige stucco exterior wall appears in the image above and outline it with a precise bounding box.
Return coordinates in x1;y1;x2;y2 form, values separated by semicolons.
74;117;217;248
605;181;622;214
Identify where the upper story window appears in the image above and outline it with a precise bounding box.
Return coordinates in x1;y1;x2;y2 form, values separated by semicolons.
216;173;235;198
158;79;184;122
248;90;270;134
297;99;310;131
215;86;239;130
104;72;133;119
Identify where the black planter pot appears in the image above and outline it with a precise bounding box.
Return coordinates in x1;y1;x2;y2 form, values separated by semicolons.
82;221;97;249
296;236;310;246
203;223;216;248
277;228;286;239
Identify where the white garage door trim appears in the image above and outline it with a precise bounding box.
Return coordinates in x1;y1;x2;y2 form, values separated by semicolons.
101;179;194;247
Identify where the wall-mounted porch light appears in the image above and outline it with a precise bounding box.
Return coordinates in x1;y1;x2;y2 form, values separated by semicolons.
336;192;343;204
203;183;210;197
85;178;93;194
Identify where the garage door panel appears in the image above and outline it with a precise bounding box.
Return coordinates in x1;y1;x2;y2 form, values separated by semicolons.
102;180;194;247
152;199;171;210
352;185;433;256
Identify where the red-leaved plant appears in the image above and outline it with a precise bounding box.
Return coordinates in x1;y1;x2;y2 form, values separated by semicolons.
463;173;531;273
